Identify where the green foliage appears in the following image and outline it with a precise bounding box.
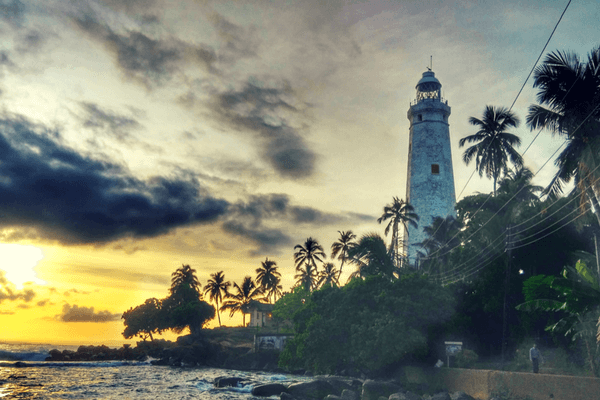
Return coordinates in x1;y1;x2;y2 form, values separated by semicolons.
517;259;600;376
272;286;310;323
122;265;215;339
279;274;456;374
455;349;479;369
122;298;165;341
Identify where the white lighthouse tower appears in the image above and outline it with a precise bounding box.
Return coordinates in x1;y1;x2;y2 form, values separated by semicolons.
405;69;456;266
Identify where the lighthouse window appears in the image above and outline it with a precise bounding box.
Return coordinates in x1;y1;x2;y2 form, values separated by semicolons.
431;164;440;174
418;114;423;121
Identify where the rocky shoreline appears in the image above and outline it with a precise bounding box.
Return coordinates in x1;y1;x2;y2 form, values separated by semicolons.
215;375;480;400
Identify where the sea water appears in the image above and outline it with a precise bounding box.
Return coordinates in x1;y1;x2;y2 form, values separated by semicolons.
0;343;307;399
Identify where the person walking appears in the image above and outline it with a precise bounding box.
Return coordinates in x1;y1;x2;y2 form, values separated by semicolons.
529;343;543;373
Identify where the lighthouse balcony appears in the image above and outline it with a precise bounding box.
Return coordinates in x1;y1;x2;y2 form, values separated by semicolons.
410;97;448;107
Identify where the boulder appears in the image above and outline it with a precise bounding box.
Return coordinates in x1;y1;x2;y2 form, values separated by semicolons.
324;396;341;400
280;393;295;400
341;389;359;400
315;376;356;394
361;380;401;400
287;380;338;400
390;392;421;400
453;392;475;400
430;392;451;400
252;383;287;397
214;377;245;388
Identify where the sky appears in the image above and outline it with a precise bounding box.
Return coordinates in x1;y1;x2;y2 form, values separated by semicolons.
0;0;598;345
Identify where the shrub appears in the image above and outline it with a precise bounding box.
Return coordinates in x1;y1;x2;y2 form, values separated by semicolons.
455;349;479;368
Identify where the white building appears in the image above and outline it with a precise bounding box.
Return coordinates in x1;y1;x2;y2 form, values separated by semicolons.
405;70;456;265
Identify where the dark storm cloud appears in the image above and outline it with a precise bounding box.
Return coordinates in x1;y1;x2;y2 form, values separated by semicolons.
222;220;291;256
0;0;25;26
79;102;141;141
212;82;317;179
223;193;349;254
0;270;36;304
72;14;216;88
58;304;120;323
0;115;229;244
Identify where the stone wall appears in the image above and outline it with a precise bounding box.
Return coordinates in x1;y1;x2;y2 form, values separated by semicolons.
401;367;600;400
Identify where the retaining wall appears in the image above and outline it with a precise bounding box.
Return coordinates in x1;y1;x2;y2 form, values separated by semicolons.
401;367;600;400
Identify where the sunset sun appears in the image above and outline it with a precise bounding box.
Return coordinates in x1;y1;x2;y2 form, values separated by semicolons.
0;243;46;289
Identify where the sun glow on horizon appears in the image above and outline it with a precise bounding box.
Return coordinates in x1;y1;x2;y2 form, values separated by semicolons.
0;243;46;289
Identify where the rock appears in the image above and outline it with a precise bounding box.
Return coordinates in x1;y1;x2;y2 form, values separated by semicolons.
281;393;295;400
287;380;338;400
430;392;451;400
252;383;287;397
316;376;356;394
214;377;244;388
453;392;475;400
341;389;359;400
14;362;27;368
361;380;401;400
324;396;341;400
390;392;421;400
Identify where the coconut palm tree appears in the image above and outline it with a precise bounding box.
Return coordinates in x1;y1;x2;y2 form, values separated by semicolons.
377;197;419;268
459;105;523;194
317;262;340;288
526;46;600;224
347;233;396;280
294;237;326;272
417;216;463;278
497;166;543;208
255;258;282;303
331;230;357;281
203;271;230;327
169;264;202;302
220;276;263;326
294;263;319;291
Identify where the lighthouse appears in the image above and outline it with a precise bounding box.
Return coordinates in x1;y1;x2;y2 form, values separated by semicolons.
405;70;456;266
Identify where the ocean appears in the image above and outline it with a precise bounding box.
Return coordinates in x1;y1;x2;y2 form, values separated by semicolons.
0;343;307;399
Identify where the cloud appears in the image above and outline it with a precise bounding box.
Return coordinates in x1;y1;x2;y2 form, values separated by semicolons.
58;303;120;323
78;102;141;141
0;270;36;304
211;81;317;179
0;115;229;244
63;289;91;297
60;266;169;288
72;13;216;88
0;0;26;27
222;220;291;256
209;13;259;62
222;193;362;255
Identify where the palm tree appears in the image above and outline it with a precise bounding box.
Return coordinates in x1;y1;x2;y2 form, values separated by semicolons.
294;263;319;291
220;276;263;326
497;166;543;207
294;237;326;272
377;197;419;268
417;216;463;277
347;233;396;280
169;264;202;303
459;105;523;194
331;230;357;281
526;46;600;224
203;271;230;327
255;258;282;303
317;262;340;288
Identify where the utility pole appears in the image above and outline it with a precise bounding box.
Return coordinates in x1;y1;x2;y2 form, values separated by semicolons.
501;225;513;369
